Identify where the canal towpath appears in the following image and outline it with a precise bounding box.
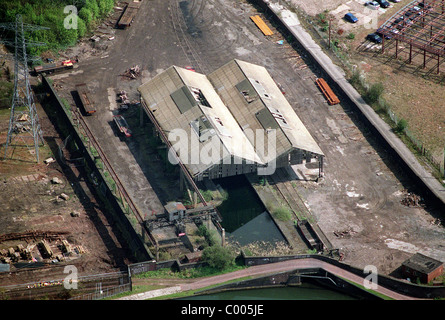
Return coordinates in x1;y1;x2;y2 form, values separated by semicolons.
118;258;419;300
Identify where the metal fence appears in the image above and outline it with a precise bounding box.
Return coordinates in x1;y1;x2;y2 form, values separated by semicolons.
69;283;132;300
386;107;444;177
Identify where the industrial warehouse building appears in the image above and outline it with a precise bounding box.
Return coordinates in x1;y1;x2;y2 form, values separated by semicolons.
138;59;324;181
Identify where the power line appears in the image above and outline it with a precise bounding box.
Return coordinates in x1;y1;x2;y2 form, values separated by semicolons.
0;14;48;162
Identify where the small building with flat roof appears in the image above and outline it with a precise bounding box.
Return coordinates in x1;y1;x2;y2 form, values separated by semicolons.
401;253;444;284
138;59;324;181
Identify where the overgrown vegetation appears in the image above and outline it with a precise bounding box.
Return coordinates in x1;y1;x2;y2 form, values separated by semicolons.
271;206;292;221
202;245;236;271
196;224;218;247
0;0;115;58
363;82;384;105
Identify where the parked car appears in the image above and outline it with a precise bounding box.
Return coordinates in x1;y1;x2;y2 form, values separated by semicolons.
344;12;358;23
365;1;380;9
390;0;401;2
376;0;391;8
366;32;383;43
376;29;391;39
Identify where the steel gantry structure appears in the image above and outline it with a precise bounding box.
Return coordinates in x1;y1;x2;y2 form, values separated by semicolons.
0;15;48;162
377;0;445;73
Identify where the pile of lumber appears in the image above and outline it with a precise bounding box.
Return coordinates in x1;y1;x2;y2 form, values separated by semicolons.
0;230;69;243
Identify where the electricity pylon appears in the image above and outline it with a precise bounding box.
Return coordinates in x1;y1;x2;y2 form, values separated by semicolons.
0;15;48;162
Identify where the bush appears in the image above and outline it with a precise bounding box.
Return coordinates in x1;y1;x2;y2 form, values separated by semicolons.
364;82;384;104
202;245;235;271
396;119;408;133
197;224;217;246
349;70;362;88
347;33;355;40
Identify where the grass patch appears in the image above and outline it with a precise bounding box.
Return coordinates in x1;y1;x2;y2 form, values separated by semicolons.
135;264;246;281
271;206;292;221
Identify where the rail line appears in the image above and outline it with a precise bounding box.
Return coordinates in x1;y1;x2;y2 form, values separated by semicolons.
170;0;209;73
73;109;157;247
2;270;128;300
268;167;311;221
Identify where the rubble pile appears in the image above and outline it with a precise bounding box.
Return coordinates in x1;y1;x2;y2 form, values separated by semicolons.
333;227;357;238
401;191;423;207
122;64;140;79
118;90;130;105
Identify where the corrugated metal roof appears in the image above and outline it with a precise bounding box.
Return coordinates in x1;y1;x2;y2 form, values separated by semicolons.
138;60;323;178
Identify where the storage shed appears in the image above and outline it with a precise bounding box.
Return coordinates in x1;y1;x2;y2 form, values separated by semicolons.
401;253;443;283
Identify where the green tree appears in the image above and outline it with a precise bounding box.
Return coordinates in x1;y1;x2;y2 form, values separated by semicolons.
202;245;235;271
77;17;87;37
78;7;93;27
85;0;100;19
98;0;114;17
396;119;408;133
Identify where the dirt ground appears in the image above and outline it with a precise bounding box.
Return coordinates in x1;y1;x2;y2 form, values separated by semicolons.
1;0;444;290
0;97;134;285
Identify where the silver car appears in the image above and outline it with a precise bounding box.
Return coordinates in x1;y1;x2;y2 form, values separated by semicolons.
365;1;381;9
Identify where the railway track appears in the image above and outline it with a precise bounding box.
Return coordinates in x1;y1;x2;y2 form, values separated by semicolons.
268;167;312;222
2;270;128;300
170;0;209;73
73;109;157;247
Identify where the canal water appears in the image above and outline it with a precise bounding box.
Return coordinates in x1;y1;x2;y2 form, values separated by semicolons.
205;175;359;300
182;283;357;300
214;175;285;246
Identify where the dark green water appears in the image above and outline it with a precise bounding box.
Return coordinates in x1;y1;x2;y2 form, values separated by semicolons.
204;175;357;300
183;284;357;300
214;175;285;245
215;175;265;233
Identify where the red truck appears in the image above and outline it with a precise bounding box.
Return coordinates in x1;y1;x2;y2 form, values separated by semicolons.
34;59;75;75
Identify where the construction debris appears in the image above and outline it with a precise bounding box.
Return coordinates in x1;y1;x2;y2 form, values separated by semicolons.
44;157;56;165
121;64;140;79
401;190;423;207
59;193;70;201
333;227;357;238
118;90;130;104
51;177;63;184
